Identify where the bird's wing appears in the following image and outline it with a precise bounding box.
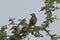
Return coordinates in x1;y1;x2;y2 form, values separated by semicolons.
29;17;37;25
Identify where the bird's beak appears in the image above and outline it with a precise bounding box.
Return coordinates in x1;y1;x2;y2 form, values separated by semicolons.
30;14;32;16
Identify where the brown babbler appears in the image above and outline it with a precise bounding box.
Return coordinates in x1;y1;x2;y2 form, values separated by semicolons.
29;13;37;26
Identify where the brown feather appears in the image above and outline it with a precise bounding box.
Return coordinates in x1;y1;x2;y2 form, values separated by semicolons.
29;14;37;26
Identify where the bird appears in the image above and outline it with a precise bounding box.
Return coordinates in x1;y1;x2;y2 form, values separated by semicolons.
29;13;37;26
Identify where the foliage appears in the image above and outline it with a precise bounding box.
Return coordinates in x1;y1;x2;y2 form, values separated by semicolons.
0;25;7;40
0;0;60;40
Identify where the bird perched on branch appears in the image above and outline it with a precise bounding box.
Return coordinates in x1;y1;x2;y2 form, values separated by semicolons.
29;13;37;26
29;13;37;35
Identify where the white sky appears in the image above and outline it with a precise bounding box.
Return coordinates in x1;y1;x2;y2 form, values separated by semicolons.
0;0;60;40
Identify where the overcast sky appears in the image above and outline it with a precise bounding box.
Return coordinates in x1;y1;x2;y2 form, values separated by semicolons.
0;0;60;40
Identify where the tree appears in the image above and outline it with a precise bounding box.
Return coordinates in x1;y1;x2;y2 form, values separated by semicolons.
0;0;60;40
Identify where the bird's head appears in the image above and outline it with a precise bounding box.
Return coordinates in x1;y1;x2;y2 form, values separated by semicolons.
30;13;36;17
